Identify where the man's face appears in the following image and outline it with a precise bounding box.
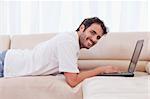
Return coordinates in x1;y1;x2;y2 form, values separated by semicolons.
79;23;103;49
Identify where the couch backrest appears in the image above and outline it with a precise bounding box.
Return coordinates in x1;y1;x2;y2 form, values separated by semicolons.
8;32;150;72
10;33;56;49
78;32;150;72
10;32;150;60
0;35;10;51
79;32;150;60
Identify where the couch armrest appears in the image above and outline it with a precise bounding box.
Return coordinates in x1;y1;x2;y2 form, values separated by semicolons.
0;35;10;51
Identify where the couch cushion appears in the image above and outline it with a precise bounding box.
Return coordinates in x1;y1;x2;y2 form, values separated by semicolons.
0;74;82;99
146;34;150;73
145;62;150;74
0;35;10;51
82;72;149;99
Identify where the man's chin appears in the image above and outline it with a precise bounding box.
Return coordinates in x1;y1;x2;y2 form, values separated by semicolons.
84;46;92;49
82;44;93;49
85;47;90;49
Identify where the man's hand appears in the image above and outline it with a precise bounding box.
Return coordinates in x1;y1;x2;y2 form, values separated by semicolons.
64;66;125;87
98;66;124;74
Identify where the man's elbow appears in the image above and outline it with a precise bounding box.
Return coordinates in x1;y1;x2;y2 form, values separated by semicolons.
66;80;78;87
64;72;80;87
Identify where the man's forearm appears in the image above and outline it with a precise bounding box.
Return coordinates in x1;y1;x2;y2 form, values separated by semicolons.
64;67;103;87
76;67;102;82
64;66;123;87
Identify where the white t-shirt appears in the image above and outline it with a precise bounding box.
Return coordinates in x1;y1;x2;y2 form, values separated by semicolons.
4;32;80;77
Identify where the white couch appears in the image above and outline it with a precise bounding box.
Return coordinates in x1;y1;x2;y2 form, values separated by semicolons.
0;32;150;99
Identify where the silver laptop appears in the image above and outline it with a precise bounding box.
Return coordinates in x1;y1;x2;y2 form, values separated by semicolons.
99;40;144;77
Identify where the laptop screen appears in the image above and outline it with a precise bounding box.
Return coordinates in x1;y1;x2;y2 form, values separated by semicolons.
128;40;144;73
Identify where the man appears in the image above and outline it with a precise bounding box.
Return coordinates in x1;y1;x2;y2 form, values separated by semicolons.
0;17;122;87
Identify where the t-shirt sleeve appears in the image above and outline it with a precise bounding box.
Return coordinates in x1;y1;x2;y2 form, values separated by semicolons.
57;39;79;73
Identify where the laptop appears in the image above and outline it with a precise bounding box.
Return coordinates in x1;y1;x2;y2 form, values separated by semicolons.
98;40;144;77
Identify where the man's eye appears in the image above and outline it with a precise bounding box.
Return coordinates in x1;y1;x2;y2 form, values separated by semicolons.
91;32;95;35
97;36;101;40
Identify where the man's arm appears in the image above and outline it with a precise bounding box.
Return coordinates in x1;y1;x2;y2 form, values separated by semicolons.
64;66;124;87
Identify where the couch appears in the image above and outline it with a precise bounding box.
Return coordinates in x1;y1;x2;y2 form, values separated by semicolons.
0;32;150;99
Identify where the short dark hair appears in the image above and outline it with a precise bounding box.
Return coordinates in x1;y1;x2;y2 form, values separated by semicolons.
76;17;108;35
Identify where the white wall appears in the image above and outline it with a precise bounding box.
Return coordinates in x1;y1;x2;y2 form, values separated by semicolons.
0;0;149;34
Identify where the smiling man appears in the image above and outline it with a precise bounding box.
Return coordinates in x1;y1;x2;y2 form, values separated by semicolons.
0;17;122;87
64;17;122;87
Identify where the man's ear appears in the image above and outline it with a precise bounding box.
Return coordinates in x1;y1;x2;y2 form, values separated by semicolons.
79;24;85;32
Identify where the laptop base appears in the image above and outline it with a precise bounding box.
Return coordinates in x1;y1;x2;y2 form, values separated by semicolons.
98;72;134;77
